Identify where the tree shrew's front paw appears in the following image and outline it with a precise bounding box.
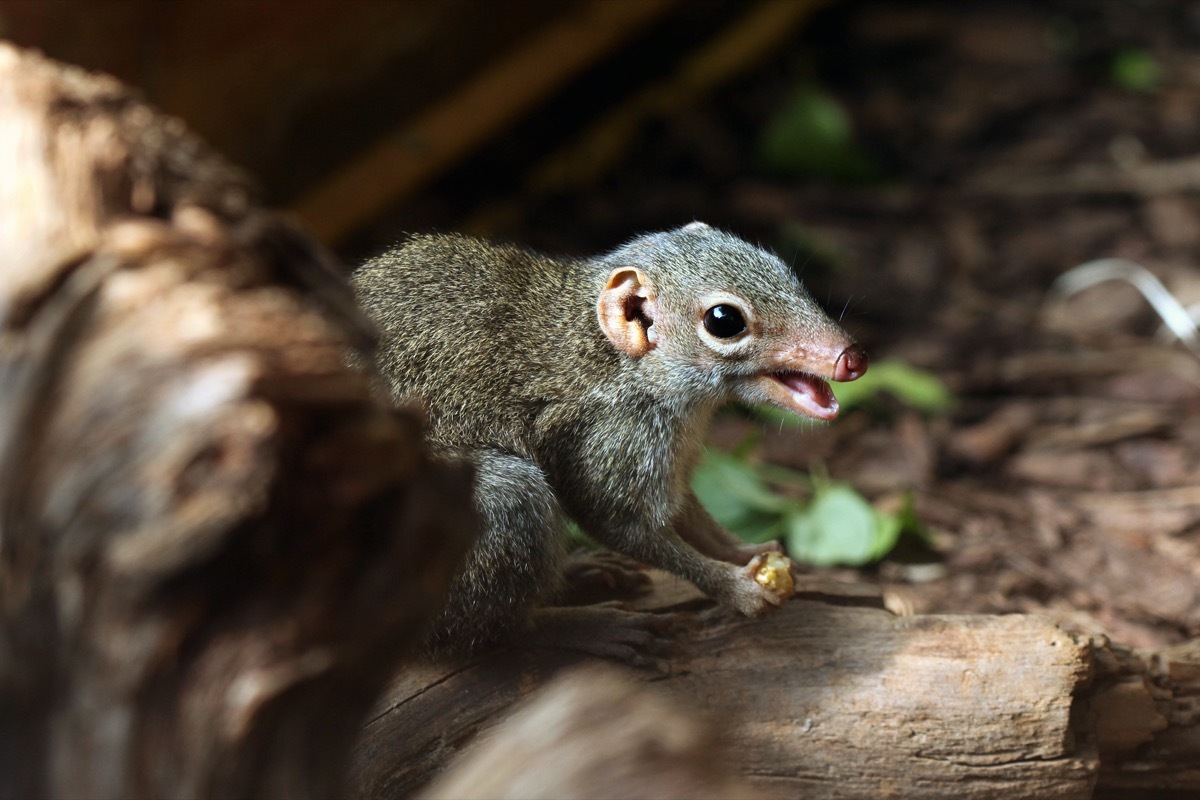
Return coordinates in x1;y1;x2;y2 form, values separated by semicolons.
749;551;795;598
726;553;796;618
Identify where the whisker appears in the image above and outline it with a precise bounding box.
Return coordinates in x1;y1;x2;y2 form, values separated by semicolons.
791;250;814;280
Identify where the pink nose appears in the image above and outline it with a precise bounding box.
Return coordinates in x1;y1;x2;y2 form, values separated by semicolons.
834;344;868;382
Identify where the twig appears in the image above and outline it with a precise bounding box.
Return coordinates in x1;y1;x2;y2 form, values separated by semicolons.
1048;258;1200;359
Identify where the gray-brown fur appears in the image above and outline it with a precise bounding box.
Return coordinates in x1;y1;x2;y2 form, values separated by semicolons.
352;223;864;653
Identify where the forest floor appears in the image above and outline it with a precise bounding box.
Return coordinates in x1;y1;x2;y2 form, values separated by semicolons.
372;0;1200;649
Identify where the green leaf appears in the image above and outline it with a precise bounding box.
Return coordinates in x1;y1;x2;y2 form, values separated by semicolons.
785;484;880;566
870;508;904;561
692;447;927;565
781;483;911;566
758;87;880;181
831;359;956;414
729;511;789;545
1111;48;1161;92
692;450;793;531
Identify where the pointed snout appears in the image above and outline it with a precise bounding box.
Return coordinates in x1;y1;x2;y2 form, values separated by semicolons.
833;344;868;382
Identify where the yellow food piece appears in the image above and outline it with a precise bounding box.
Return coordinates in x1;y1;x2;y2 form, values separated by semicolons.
754;552;795;598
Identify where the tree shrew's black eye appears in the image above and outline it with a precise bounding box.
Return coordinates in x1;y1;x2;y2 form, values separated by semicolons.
703;304;747;338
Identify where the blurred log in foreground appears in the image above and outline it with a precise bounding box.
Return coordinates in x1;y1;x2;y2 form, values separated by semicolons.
356;576;1200;800
0;43;476;800
417;666;762;800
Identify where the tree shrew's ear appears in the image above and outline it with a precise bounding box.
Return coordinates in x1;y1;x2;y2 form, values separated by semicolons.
597;267;657;358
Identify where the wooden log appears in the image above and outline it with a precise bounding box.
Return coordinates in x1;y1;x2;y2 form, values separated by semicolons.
417;666;762;800
0;43;476;800
350;573;1200;799
1089;638;1200;794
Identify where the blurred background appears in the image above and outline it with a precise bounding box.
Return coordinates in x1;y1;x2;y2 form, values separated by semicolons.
7;0;1200;649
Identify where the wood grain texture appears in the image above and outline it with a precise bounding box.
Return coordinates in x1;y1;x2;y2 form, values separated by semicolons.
1090;638;1200;794
417;666;762;800
352;576;1098;799
355;574;1200;798
0;43;476;800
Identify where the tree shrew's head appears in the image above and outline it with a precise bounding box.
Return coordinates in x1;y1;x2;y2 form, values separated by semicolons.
595;222;866;419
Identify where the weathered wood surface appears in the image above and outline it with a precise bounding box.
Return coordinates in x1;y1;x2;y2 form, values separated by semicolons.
354;574;1200;800
0;43;476;800
352;575;1096;799
1090;638;1200;795
416;666;762;800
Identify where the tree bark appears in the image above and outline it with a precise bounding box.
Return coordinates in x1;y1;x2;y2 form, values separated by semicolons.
1090;637;1200;796
353;574;1200;800
416;665;763;800
0;43;476;800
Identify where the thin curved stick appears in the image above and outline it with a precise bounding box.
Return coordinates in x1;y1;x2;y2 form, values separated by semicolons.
1049;258;1200;358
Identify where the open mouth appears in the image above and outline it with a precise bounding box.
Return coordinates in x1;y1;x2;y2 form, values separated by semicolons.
768;371;839;421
